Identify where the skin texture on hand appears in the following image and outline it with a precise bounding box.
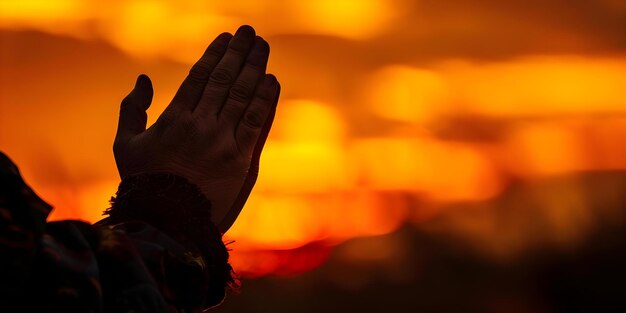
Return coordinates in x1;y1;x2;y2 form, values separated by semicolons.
113;25;281;233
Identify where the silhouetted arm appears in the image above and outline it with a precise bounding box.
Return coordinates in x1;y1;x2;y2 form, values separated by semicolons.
0;152;231;312
0;24;280;312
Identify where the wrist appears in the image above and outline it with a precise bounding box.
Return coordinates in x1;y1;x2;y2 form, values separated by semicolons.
103;172;213;238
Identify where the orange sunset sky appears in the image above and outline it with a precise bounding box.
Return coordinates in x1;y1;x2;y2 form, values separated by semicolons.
1;0;626;277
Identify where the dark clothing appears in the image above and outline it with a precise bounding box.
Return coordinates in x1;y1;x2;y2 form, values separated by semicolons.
0;152;233;312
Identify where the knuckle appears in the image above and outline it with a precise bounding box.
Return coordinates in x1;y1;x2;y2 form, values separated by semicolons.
228;40;249;55
206;45;224;58
244;62;263;73
188;60;212;81
181;77;204;97
242;109;264;129
258;90;274;102
209;67;235;85
201;84;225;103
258;82;279;102
229;81;253;102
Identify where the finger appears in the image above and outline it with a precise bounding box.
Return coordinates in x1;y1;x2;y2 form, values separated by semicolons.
249;101;277;172
194;25;256;118
115;74;153;147
219;103;277;233
216;36;270;127
235;74;280;156
167;32;232;114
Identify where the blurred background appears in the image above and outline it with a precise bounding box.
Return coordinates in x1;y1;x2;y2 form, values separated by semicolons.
1;0;626;312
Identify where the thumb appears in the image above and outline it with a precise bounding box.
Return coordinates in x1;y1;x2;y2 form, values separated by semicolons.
115;74;153;144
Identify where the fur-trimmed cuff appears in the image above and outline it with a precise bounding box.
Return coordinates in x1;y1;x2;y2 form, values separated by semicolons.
100;173;235;308
102;173;212;234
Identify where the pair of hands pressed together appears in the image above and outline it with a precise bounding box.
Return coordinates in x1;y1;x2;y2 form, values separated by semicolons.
112;25;280;232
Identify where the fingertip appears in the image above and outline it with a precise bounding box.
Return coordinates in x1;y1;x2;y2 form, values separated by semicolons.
204;32;232;59
235;25;255;38
135;74;145;87
258;74;280;103
264;73;278;87
136;74;152;88
256;37;270;54
268;74;280;105
254;36;270;53
246;37;270;67
228;25;256;53
134;74;154;109
217;32;233;42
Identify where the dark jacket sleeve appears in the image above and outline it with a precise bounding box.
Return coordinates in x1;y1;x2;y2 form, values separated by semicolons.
0;152;234;312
